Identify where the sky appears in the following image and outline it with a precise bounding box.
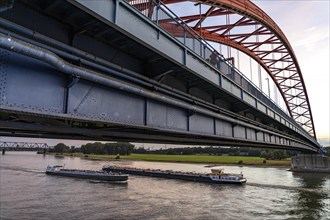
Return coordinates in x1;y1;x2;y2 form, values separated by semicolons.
250;0;330;145
1;0;329;147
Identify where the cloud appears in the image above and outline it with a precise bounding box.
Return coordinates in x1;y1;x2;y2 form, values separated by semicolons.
293;27;329;51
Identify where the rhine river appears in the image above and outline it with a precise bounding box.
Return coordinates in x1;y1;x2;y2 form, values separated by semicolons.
0;152;329;220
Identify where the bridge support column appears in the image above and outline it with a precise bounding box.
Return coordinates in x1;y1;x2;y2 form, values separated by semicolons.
2;149;5;155
291;154;330;173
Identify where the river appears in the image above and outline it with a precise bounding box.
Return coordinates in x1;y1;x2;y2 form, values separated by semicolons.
0;152;329;219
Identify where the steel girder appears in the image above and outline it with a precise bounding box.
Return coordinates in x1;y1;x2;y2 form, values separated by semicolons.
0;0;321;152
128;0;316;139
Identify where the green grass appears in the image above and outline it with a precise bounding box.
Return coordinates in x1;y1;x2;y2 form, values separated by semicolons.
50;152;291;167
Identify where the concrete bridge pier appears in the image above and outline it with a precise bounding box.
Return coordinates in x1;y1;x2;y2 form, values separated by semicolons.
2;149;5;155
291;154;330;173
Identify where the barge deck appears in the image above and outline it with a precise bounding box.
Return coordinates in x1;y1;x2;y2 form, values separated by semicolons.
102;165;246;184
46;165;128;182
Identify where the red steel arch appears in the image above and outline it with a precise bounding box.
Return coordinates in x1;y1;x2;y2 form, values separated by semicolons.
131;0;317;138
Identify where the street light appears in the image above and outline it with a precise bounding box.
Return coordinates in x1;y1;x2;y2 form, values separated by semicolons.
265;78;270;98
194;3;202;56
194;3;202;36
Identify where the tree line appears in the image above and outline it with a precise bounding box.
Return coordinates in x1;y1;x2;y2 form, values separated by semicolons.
51;142;135;155
51;142;329;160
81;142;134;155
133;146;295;160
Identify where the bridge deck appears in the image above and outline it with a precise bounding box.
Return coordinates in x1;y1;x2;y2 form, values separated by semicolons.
0;0;322;153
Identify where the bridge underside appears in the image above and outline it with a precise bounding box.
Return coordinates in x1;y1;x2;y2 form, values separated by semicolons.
0;120;297;149
0;0;321;153
0;117;316;152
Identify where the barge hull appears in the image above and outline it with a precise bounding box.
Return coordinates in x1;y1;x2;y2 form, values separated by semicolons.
46;171;128;181
103;167;244;184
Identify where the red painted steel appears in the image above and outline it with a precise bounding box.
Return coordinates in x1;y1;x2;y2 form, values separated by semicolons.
128;0;317;138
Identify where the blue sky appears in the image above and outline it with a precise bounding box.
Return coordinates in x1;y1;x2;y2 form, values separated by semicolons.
1;0;329;147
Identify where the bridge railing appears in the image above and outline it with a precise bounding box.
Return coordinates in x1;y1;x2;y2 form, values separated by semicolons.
126;0;292;124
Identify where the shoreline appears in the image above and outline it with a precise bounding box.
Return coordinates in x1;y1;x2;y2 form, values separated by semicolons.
49;152;291;168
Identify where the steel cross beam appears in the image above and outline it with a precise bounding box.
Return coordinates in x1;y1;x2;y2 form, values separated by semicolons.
136;0;316;138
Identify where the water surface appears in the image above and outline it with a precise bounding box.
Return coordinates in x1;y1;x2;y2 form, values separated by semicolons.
1;152;329;219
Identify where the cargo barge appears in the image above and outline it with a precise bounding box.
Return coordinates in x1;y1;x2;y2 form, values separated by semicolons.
46;165;128;182
102;165;246;184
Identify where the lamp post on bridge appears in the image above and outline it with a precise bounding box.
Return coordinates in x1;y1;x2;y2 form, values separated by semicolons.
265;78;270;98
194;2;202;56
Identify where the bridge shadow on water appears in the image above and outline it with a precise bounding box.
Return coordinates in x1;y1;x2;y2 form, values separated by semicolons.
291;172;330;220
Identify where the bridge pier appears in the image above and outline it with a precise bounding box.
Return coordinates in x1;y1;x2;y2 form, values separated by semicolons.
291;154;330;173
2;149;5;155
37;149;47;155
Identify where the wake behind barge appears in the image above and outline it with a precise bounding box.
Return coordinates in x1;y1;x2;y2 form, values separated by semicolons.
102;165;246;184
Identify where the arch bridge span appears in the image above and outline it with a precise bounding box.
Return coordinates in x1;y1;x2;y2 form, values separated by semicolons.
0;0;322;153
134;0;316;138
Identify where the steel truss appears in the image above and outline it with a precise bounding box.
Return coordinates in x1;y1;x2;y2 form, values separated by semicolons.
0;141;49;149
128;0;316;139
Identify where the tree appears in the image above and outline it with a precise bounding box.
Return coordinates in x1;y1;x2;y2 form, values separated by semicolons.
181;147;194;155
272;150;288;160
260;150;288;160
323;146;330;156
53;143;69;153
70;146;76;153
260;151;269;159
248;149;261;157
80;142;135;155
116;142;135;155
133;147;147;154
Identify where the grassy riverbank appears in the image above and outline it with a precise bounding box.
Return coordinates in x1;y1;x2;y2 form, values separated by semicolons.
50;153;291;167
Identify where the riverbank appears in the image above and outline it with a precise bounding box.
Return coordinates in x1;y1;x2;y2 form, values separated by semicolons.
49;153;291;167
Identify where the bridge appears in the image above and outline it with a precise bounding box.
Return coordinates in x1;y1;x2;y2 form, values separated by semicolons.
0;141;49;149
0;0;324;153
0;141;49;154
